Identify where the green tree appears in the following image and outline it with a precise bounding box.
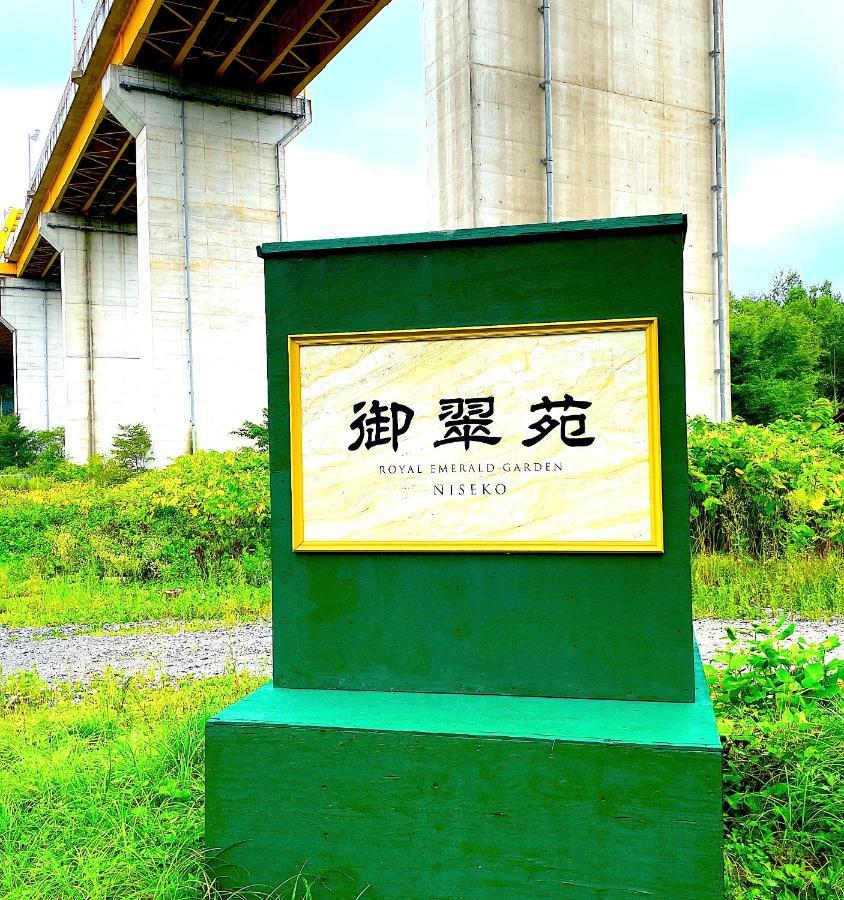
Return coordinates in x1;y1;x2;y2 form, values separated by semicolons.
0;413;37;469
780;277;844;407
111;423;154;472
232;408;269;453
729;271;844;423
729;294;821;423
31;427;65;464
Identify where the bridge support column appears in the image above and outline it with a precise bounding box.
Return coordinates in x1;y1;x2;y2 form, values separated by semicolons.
424;0;724;419
0;277;64;432
102;66;310;464
39;214;141;463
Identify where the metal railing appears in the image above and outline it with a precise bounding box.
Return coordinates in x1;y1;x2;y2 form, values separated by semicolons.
22;0;114;218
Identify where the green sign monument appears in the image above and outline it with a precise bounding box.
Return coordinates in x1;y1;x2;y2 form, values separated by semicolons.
206;214;723;897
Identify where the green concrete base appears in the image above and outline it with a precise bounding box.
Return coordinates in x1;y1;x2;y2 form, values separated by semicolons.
206;650;722;898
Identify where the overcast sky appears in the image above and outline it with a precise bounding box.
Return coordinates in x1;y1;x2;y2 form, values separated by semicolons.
1;0;842;297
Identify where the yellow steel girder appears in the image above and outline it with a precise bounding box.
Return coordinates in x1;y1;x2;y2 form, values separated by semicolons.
12;0;161;278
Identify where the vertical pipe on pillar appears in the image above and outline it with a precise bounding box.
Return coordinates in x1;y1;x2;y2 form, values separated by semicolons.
275;142;283;241
179;99;197;453
11;325;18;417
43;289;50;430
539;0;553;222
84;230;95;456
275;102;312;241
711;0;728;422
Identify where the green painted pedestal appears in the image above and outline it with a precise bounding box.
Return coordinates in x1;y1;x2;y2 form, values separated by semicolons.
206;647;722;898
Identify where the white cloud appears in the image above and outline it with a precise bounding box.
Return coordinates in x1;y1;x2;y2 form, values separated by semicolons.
284;144;426;242
0;86;64;220
729;153;844;247
728;1;844;67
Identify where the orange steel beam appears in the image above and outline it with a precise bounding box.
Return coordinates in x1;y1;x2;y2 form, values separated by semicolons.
43;250;60;278
256;0;335;86
0;262;16;277
216;0;276;76
13;0;161;276
172;0;221;69
125;0;166;63
111;181;137;216
81;132;133;214
290;0;392;95
15;104;109;275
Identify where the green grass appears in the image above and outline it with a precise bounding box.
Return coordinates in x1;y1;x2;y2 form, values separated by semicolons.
693;553;844;620
0;671;341;900
0;569;270;628
1;668;842;898
1;553;842;630
0;671;253;899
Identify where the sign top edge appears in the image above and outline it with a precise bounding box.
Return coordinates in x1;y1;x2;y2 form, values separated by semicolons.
257;214;688;260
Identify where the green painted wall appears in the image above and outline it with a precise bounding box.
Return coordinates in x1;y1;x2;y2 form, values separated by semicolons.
206;652;722;898
261;215;693;702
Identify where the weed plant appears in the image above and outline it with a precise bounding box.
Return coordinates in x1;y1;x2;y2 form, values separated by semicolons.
707;620;844;897
0;671;259;899
688;400;844;556
0;450;271;583
0;570;270;628
0;405;839;591
2;553;842;629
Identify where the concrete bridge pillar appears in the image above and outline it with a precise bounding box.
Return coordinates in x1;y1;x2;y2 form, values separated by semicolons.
0;277;64;431
424;0;725;419
39;215;141;463
102;66;310;464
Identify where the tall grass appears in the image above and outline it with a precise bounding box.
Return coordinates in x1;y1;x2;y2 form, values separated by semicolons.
0;672;341;900
693;553;844;620
0;671;252;899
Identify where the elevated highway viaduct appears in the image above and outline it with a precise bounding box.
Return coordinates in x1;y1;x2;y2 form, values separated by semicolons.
1;0;726;463
0;0;386;462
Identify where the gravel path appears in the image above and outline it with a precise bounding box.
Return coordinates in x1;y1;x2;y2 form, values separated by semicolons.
0;621;272;683
694;618;844;664
1;618;842;684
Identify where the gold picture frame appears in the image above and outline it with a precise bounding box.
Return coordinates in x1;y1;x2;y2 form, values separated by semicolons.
288;317;663;553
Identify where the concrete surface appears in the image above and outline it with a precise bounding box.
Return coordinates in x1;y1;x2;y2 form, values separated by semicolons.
423;0;729;420
39;214;140;461
0;277;64;431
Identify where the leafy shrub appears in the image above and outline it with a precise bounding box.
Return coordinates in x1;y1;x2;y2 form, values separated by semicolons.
707;617;842;710
688;400;844;556
30;426;65;463
0;419;65;474
112;423;153;472
0;401;840;584
0;413;37;468
0;449;270;582
707;622;844;897
232;408;269;453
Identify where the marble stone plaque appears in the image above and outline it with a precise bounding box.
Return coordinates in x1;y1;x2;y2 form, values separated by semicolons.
288;319;662;552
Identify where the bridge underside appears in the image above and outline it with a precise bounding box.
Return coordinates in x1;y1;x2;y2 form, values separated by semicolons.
136;0;384;93
12;0;390;280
